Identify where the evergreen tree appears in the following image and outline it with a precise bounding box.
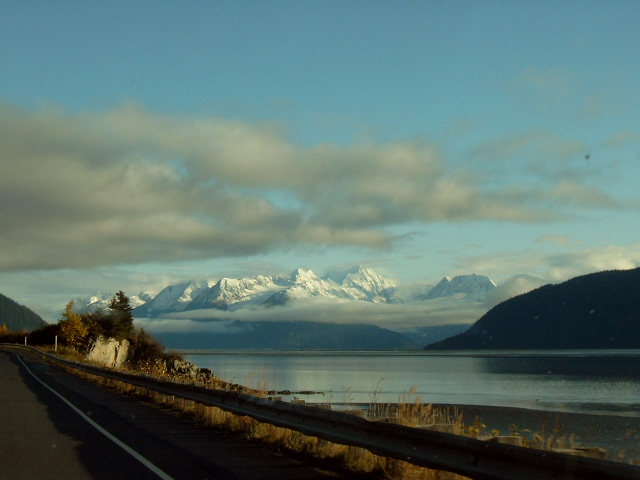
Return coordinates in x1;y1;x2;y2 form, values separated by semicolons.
109;290;134;339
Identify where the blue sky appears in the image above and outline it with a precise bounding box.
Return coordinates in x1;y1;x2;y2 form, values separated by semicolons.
1;1;639;322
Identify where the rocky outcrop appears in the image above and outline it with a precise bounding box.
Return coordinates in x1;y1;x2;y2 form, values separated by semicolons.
84;335;212;381
85;336;130;368
166;357;206;379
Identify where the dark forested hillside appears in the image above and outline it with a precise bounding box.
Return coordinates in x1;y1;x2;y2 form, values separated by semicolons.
0;292;47;331
426;268;640;350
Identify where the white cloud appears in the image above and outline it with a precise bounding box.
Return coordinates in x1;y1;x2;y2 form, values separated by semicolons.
546;181;620;209
136;296;485;331
1;102;632;272
545;244;640;282
486;275;546;307
535;234;578;248
604;130;640;149
458;243;640;285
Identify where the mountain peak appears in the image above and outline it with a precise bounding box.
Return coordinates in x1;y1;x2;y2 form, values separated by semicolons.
133;279;215;317
421;274;496;302
292;268;320;283
322;265;364;283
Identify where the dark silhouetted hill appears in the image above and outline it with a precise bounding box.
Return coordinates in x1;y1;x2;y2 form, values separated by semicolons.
154;320;419;351
0;293;47;331
426;268;640;350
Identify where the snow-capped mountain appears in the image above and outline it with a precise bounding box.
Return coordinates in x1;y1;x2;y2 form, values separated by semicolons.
75;292;112;313
135;267;396;316
78;267;501;318
133;279;216;317
418;274;496;302
75;290;155;313
186;275;288;311
323;266;395;302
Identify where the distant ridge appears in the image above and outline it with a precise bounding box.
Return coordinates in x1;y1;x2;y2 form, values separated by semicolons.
153;320;420;351
0;292;47;331
426;268;640;350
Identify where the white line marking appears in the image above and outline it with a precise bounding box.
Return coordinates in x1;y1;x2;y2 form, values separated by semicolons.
13;352;175;480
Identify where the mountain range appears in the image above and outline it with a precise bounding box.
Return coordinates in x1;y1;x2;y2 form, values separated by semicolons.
76;267;499;350
426;267;640;350
123;267;496;318
64;266;640;350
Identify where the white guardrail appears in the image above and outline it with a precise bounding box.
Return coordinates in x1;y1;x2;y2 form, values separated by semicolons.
5;345;640;480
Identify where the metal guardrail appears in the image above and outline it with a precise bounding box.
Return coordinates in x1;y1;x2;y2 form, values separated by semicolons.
5;345;640;480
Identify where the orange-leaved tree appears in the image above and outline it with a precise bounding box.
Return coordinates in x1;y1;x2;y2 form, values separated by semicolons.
59;300;89;348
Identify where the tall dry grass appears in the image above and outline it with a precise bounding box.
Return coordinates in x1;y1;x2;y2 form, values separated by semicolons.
56;360;471;480
55;356;638;474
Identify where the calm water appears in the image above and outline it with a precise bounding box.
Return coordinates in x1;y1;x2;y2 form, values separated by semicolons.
184;350;640;417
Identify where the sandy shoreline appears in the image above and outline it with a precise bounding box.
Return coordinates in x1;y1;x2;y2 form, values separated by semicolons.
438;404;640;462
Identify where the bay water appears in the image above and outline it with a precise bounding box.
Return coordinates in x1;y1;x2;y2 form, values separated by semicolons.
184;350;640;417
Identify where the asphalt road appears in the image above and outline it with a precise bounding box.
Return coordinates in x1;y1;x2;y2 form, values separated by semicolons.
0;348;351;480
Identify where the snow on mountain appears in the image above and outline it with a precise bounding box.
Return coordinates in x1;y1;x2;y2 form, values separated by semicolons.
323;266;395;302
75;292;112;313
263;266;398;306
289;268;340;297
131;291;155;307
68;267;506;319
186;275;285;311
129;266;401;316
76;290;156;313
419;274;497;302
262;268;343;306
134;279;216;317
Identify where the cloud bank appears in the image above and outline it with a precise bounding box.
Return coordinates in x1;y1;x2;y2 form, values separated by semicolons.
135;295;488;334
1;102;631;272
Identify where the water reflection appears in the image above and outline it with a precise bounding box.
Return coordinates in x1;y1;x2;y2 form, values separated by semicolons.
186;351;640;416
479;355;640;378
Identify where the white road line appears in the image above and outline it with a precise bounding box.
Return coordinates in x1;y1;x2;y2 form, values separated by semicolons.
13;352;175;480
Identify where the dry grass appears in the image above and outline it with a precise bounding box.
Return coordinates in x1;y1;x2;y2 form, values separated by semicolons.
51;352;638;475
53;359;471;480
368;386;464;433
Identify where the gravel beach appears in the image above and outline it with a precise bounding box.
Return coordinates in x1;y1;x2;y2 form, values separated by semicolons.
441;404;640;463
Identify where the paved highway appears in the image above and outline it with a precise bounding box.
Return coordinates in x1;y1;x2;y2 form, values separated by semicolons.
0;348;350;480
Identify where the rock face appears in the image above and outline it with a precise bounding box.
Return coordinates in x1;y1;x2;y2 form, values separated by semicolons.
85;336;130;368
83;335;211;381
